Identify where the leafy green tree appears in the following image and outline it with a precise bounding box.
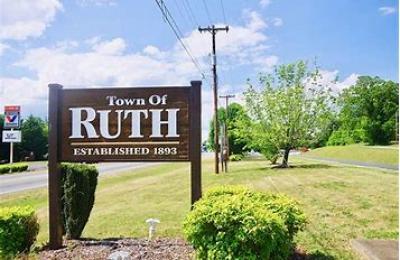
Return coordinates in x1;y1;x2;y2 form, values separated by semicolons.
244;61;333;168
17;116;48;160
329;76;398;145
207;103;252;155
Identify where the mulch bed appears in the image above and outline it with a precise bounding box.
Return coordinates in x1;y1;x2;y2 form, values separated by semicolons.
39;238;194;260
39;238;310;259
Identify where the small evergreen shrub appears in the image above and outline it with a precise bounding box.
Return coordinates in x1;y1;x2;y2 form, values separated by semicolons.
0;163;28;174
61;163;99;239
184;186;306;260
0;165;10;174
0;206;39;257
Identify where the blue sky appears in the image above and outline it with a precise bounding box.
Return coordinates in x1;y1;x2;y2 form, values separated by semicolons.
0;0;398;139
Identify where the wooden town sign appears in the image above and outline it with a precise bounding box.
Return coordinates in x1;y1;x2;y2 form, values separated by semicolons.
60;87;192;162
48;81;202;249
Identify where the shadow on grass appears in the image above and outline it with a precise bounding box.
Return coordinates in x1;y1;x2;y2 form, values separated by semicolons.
292;250;335;260
289;164;334;169
252;163;334;172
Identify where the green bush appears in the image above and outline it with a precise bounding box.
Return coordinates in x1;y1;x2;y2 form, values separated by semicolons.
184;186;306;260
229;154;244;161
0;206;39;257
0;165;10;174
249;193;307;239
61;163;99;239
0;163;28;174
10;163;29;173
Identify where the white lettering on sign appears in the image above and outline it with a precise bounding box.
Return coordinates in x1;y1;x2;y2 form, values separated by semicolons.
150;109;179;138
73;147;150;156
69;94;180;139
123;110;148;138
70;107;99;138
106;96;146;106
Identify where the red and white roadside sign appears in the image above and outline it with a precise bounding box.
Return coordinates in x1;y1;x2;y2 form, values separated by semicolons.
4;105;21;129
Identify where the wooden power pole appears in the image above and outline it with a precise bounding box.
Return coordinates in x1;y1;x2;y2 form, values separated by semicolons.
219;94;235;172
198;25;229;174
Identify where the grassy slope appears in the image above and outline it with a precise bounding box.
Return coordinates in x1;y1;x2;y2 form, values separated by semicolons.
304;144;399;166
0;158;398;259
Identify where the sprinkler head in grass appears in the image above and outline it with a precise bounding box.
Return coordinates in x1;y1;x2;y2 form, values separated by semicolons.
146;218;160;240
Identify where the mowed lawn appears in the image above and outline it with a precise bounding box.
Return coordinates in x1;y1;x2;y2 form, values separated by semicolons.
0;158;398;259
304;144;399;167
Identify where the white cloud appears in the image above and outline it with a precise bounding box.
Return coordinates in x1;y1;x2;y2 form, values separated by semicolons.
92;38;126;55
178;10;270;68
259;0;271;8
245;10;268;31
3;10;277;140
0;77;45;105
0;0;62;40
379;6;396;15
317;70;359;92
335;73;359;91
253;55;279;71
85;36;102;46
272;18;283;27
0;43;9;56
55;40;79;51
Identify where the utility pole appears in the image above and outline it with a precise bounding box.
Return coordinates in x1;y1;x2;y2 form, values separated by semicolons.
198;25;229;174
219;94;235;172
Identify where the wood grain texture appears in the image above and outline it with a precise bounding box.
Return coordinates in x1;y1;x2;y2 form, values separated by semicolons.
59;87;191;162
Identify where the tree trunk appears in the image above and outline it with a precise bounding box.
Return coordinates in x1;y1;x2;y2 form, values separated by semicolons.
280;148;290;168
270;154;279;165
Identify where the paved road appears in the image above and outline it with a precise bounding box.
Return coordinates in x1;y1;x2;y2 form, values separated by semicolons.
0;162;157;195
301;156;398;171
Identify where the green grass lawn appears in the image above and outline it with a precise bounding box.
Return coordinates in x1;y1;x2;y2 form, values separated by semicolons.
0;158;398;259
304;144;399;166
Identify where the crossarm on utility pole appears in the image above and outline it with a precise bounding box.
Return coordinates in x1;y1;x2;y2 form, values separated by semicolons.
198;25;229;174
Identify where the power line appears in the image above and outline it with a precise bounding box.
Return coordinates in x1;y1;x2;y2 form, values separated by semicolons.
219;0;227;24
201;0;213;24
154;0;205;79
198;25;229;174
172;0;195;29
183;0;199;27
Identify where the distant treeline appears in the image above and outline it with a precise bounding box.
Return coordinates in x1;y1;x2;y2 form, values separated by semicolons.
0;115;48;162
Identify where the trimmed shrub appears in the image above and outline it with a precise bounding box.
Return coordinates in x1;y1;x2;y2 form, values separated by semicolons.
0;206;39;257
0;163;28;174
249;192;307;239
0;165;10;174
184;186;306;260
229;154;243;161
10;163;29;173
61;163;99;239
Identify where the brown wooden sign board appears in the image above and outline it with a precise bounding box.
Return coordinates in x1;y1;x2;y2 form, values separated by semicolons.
48;81;202;249
60;87;191;162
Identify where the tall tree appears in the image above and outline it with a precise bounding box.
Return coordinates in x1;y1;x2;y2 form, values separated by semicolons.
207;103;252;155
16;115;48;160
244;61;333;168
330;76;399;145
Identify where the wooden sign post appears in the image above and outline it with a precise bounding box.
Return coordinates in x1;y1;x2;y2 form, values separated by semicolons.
48;81;202;249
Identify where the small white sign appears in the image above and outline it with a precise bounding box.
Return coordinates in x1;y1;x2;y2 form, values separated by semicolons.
2;130;21;143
